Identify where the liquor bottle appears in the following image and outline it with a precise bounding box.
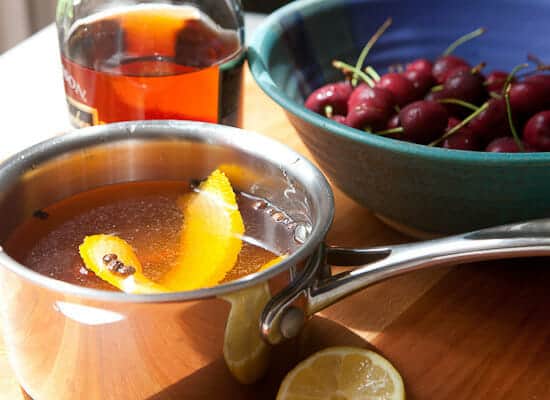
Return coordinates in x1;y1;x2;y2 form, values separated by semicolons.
56;0;245;127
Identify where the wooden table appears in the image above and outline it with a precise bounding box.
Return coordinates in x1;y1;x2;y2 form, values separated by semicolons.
2;29;550;400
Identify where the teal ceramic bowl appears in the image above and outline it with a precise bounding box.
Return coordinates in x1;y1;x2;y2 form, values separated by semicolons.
248;0;550;235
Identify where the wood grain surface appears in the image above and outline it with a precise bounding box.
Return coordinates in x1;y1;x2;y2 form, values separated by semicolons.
2;67;549;399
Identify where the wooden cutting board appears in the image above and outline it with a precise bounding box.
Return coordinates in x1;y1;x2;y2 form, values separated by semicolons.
2;67;549;399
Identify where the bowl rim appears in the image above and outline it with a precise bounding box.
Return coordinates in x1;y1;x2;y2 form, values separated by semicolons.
0;120;335;303
248;0;550;164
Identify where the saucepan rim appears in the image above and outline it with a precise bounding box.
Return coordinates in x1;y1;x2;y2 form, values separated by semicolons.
0;120;334;303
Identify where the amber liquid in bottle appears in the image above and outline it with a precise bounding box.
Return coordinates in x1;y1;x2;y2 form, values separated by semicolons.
60;5;244;127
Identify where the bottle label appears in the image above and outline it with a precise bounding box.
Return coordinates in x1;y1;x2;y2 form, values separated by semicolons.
66;96;100;128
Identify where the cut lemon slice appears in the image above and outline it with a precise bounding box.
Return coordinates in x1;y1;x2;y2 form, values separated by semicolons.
277;347;405;400
79;234;167;294
222;256;285;384
162;169;245;291
222;282;271;384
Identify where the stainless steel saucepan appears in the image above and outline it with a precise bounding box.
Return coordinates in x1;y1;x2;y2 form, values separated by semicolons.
0;121;549;400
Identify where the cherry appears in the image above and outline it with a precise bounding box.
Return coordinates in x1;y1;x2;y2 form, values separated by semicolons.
348;83;375;108
375;73;417;106
345;87;396;131
446;117;461;129
508;81;550;118
523;110;550;151
404;68;436;99
442;118;481;150
387;114;400;129
347;84;396;110
425;89;469;118
468;97;510;143
443;69;487;105
443;128;480;151
406;58;433;75
330;115;348;124
399;100;448;144
485;70;509;94
424;89;444;102
384;114;406;140
305;81;353;116
486;137;530;152
523;74;550;90
432;55;470;83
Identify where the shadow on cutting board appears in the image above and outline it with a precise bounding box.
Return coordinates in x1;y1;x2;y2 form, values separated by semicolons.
146;315;375;400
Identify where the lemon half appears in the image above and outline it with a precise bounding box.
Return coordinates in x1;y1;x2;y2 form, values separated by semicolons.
277;346;405;400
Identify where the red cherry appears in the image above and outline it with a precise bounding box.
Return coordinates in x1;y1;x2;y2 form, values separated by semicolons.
442;118;481;150
404;68;436;99
305;81;353;116
384;114;405;140
347;83;388;108
486;137;531;152
330;115;348;125
523;110;550;151
509;81;550;118
468;98;510;144
347;84;396;110
345;87;396;131
443;69;488;105
375;73;417;106
446;117;461;129
432;55;470;83
485;70;510;94
523;74;550;90
406;58;433;75
387;114;400;129
425;89;469;119
399;100;448;144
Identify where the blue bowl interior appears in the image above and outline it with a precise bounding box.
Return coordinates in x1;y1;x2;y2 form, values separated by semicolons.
261;0;550;105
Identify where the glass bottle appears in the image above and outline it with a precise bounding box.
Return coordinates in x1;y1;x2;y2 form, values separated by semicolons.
56;0;245;127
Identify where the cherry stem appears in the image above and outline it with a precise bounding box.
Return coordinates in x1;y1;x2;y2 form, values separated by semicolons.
527;53;545;67
489;92;503;100
333;60;375;87
352;17;392;86
436;98;479;111
443;27;486;56
504;63;529;151
471;62;486;74
365;65;381;81
375;126;404;136
324;105;333;118
429;101;488;146
431;84;444;92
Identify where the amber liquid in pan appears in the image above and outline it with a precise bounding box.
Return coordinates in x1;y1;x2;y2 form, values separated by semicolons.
61;4;244;127
4;181;288;291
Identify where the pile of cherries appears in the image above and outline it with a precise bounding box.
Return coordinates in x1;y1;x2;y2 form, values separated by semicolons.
304;21;550;152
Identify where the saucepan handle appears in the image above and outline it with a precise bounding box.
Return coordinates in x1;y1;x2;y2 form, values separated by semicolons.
261;218;550;344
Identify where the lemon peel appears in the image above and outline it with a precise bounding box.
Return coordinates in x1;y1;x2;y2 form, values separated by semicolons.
162;169;245;291
79;234;167;294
